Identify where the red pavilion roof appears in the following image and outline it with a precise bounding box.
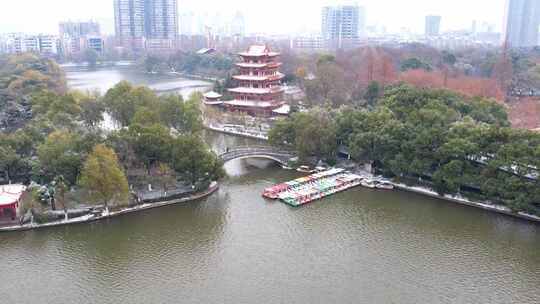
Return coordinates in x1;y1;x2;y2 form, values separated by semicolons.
0;184;25;207
239;45;280;57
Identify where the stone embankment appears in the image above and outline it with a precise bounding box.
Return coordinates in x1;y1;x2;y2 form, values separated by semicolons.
358;169;540;224
391;182;540;223
0;182;219;233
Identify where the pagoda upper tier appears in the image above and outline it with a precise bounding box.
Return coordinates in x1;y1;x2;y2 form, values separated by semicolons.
238;45;280;58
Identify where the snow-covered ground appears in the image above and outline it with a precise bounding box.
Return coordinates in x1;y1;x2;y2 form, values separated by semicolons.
206;123;269;141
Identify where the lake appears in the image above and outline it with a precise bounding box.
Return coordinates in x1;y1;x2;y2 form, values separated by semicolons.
63;63;212;97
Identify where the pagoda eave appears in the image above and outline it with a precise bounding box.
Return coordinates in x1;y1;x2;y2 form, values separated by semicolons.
224;100;285;109
232;74;285;82
228;87;285;94
238;52;280;58
204;100;224;106
235;62;283;68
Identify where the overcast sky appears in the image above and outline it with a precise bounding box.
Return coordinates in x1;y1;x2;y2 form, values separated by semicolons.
0;0;506;35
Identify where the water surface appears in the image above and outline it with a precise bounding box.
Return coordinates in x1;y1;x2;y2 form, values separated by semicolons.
65;64;211;96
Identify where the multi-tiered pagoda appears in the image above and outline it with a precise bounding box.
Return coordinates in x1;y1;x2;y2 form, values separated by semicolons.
223;45;288;116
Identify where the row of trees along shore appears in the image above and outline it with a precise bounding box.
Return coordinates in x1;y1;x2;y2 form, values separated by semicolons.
269;84;540;216
0;54;224;215
141;52;233;77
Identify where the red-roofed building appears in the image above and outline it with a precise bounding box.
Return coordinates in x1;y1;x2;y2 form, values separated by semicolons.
0;184;25;222
222;45;288;116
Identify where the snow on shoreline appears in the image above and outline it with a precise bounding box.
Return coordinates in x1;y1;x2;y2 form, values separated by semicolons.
0;182;219;232
391;182;540;222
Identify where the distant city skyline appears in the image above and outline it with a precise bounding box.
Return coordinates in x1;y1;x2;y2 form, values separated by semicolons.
1;0;506;35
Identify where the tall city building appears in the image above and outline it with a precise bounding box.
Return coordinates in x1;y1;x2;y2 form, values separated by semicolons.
114;0;178;50
114;0;145;49
144;0;178;40
321;4;365;49
180;11;195;36
211;13;227;37
425;15;442;36
503;0;540;47
230;11;246;37
59;21;103;57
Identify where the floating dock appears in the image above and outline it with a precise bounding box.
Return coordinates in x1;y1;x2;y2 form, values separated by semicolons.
262;168;345;199
263;170;363;207
278;173;363;207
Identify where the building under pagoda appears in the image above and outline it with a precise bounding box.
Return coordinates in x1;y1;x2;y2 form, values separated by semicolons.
221;45;289;116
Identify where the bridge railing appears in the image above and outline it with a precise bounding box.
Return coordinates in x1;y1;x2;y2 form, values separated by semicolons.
218;145;295;156
219;150;295;158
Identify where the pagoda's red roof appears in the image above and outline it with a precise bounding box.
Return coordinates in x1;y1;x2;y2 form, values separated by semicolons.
239;45;280;57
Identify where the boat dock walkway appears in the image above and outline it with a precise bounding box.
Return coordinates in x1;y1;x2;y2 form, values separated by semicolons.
263;169;365;207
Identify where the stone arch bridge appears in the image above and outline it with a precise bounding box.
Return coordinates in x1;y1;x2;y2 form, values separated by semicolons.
218;146;296;166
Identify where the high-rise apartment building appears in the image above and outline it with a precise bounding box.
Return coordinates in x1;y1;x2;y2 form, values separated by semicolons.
425;15;442;36
321;4;365;49
114;0;178;50
180;12;195;36
38;35;60;55
230;11;246;37
114;0;145;49
503;0;540;47
145;0;178;40
59;21;103;57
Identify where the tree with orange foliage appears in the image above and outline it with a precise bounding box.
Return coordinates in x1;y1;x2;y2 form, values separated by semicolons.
492;46;513;98
399;69;505;101
380;55;397;86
